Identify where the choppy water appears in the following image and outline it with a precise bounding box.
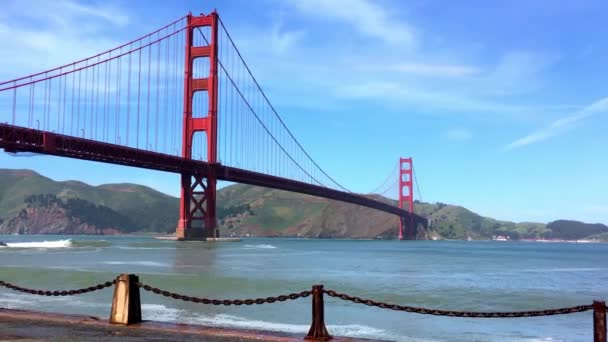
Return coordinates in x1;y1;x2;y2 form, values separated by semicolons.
1;235;607;341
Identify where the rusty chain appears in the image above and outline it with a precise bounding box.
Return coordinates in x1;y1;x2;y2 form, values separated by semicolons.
0;279;116;296
2;277;602;315
324;290;594;318
137;282;311;305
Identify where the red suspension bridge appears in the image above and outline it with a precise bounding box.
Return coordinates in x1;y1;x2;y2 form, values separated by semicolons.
0;11;426;240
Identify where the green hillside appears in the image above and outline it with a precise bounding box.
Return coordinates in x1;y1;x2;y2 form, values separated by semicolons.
0;169;178;233
0;169;606;240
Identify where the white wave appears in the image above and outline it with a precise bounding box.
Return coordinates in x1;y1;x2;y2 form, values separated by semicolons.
244;244;277;249
104;261;169;267
0;295;34;306
0;292;102;309
141;303;191;323
115;246;175;250
140;304;395;340
522;267;605;273
206;313;391;339
4;239;72;248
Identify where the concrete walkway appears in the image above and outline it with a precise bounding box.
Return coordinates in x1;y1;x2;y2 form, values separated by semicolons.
0;309;376;342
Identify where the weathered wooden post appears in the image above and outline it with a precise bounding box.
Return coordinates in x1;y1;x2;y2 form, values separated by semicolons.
109;274;142;325
305;285;332;340
594;301;607;342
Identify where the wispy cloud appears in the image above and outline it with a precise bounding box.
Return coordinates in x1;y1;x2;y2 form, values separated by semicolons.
289;0;416;46
330;49;563;116
446;129;472;141
217;2;563;121
392;63;478;77
361;62;478;78
269;27;305;55
264;15;306;56
477;51;560;96
334;81;524;114
506;97;608;150
0;0;128;78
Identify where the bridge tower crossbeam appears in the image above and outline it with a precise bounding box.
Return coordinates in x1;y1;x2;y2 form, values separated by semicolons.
176;12;219;240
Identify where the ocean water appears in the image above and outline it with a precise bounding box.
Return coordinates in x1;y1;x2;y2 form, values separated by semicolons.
1;235;607;341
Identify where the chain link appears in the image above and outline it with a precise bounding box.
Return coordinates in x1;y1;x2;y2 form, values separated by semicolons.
0;279;116;296
137;282;310;305
2;277;600;316
324;290;594;318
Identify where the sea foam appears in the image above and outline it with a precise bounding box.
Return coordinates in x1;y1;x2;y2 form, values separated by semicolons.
104;261;169;267
4;239;72;248
140;304;395;340
244;244;277;249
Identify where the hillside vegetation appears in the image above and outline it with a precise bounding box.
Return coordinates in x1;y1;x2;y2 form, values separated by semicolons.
0;169;178;233
0;169;606;240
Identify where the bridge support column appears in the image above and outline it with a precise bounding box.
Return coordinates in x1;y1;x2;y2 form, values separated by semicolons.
176;12;219;240
399;216;415;240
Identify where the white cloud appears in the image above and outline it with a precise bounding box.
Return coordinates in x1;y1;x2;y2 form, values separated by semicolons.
478;51;560;96
269;27;305;55
334;81;523;114
3;0;129;29
359;62;478;78
209;4;563;121
446;128;472;141
264;15;306;56
0;0;128;78
327;49;564;116
392;63;478;77
506;96;608;150
57;0;129;27
289;0;416;46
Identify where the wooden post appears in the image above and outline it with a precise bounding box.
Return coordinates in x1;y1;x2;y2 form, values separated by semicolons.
305;285;332;340
595;301;607;342
109;274;142;325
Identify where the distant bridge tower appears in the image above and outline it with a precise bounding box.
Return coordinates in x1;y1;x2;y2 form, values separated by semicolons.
176;12;219;240
398;157;415;240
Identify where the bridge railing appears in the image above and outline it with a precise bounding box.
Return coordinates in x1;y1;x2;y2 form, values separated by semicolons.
1;275;606;341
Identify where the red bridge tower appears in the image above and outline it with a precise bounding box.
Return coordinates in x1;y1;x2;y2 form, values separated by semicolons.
176;12;219;240
398;157;415;240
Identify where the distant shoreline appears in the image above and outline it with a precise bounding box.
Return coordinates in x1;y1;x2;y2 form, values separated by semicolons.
1;233;605;243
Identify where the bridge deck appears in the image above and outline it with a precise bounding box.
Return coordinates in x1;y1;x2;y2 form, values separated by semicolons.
0;123;427;227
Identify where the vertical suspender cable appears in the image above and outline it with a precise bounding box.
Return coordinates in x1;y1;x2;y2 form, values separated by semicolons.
156;32;161;152
164;29;170;154
137;43;142;149
146;43;151;150
126;45;132;146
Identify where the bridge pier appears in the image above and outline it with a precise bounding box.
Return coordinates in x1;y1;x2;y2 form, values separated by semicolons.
399;216;416;240
176;173;217;241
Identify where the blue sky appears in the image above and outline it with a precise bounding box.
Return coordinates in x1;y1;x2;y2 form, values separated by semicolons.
0;0;607;224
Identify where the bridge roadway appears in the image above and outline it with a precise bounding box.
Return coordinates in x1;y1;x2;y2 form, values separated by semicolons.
0;123;427;228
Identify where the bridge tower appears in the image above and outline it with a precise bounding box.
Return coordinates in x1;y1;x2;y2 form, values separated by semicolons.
398;157;415;240
176;12;219;240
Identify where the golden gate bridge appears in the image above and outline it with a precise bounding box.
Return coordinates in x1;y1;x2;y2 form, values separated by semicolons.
0;11;426;240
